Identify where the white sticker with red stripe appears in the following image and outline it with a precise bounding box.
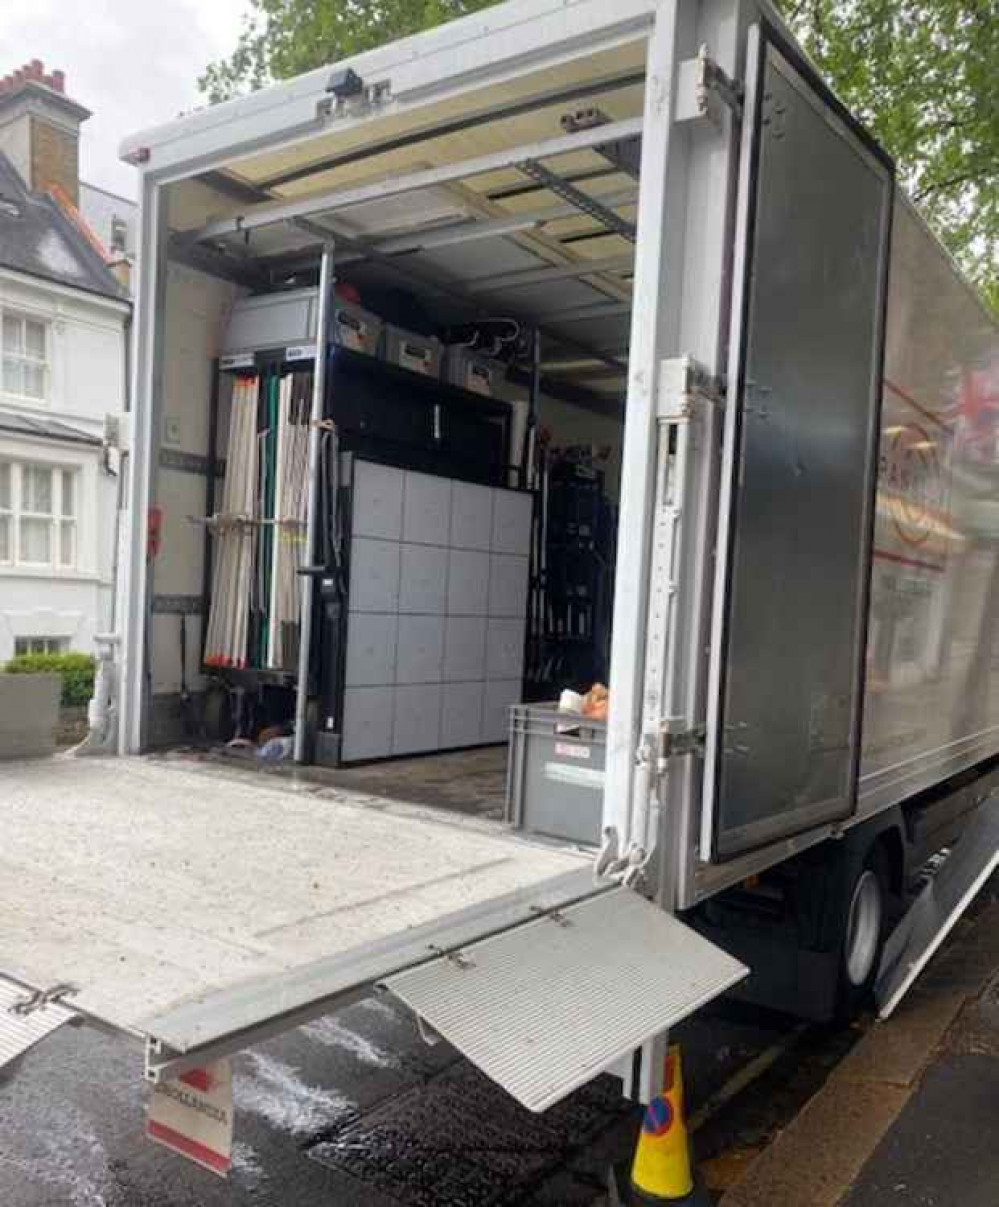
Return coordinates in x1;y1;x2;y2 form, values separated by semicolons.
146;1060;233;1177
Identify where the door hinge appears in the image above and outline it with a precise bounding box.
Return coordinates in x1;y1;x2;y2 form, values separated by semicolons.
656;720;706;770
676;45;745;129
428;944;475;971
657;356;724;422
530;905;573;928
697;45;744;117
636;719;706;779
9;982;78;1016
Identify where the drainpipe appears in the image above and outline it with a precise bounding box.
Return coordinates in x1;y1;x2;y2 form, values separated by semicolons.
76;304;132;757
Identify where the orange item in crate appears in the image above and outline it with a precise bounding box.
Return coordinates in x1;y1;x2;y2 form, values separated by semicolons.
582;683;609;721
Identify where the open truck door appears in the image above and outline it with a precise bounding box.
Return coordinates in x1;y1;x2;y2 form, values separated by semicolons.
702;23;895;860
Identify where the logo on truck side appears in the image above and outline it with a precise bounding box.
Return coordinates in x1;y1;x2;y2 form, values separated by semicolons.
880;422;946;547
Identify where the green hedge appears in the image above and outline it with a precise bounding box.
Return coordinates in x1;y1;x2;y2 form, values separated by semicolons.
3;652;96;708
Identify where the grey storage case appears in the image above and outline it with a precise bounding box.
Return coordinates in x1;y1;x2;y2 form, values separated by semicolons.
444;346;498;397
333;300;383;356
506;703;606;845
384;324;442;378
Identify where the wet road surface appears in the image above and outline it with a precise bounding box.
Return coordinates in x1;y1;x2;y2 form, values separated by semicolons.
0;990;801;1206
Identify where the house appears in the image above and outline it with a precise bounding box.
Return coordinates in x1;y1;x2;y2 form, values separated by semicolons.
0;61;130;663
79;181;136;293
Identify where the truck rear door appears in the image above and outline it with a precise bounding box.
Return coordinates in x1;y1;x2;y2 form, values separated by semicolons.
703;22;895;859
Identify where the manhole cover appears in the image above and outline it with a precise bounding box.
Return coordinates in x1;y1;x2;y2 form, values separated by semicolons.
307;1062;628;1206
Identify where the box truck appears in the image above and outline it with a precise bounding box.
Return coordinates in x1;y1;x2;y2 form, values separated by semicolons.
3;0;998;1142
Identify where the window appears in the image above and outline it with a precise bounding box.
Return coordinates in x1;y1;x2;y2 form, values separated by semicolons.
0;461;77;569
110;215;128;254
2;311;48;401
0;462;9;563
14;636;67;656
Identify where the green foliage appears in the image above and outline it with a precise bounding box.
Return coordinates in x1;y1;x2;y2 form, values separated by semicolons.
782;0;998;313
3;652;96;708
199;0;500;104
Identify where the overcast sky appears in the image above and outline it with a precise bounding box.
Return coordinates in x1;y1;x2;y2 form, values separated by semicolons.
5;0;251;200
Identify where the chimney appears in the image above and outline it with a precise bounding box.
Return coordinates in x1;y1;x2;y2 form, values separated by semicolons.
0;61;90;206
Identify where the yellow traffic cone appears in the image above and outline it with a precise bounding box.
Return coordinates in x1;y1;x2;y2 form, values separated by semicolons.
630;1045;707;1205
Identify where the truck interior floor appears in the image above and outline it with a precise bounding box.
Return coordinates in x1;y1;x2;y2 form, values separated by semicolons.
198;744;510;820
0;754;589;1036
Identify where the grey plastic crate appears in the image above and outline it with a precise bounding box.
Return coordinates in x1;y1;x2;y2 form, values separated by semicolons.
222;291;383;359
506;703;605;845
333;300;383;357
444;346;498;397
384;324;442;378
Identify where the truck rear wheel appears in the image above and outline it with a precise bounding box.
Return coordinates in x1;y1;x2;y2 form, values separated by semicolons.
837;846;889;1018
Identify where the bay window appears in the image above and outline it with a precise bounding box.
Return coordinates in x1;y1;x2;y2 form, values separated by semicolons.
0;460;78;569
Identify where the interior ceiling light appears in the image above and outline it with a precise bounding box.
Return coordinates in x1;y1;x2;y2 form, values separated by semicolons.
330;186;472;239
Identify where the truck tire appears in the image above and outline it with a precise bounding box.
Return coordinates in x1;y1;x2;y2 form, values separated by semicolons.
836;844;889;1019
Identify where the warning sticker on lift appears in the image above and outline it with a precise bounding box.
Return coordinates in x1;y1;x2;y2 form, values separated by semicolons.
147;1060;233;1177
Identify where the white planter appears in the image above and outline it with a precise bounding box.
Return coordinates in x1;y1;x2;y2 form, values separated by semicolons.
0;673;61;759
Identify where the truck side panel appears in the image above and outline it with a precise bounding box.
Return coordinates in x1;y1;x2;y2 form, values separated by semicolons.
860;200;999;814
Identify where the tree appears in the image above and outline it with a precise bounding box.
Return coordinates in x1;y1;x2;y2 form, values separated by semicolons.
782;0;998;313
201;0;997;312
199;1;500;104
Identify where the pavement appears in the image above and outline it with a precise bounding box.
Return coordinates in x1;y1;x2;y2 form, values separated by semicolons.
843;954;999;1206
718;894;999;1207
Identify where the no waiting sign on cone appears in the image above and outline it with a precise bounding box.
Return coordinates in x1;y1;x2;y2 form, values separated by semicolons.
630;1045;711;1205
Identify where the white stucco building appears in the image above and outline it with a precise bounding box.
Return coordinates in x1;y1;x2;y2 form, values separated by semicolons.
0;61;130;663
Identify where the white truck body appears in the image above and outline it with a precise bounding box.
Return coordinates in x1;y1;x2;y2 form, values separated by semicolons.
2;0;997;1116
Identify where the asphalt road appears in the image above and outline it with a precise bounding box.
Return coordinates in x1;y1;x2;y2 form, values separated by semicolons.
0;991;791;1207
